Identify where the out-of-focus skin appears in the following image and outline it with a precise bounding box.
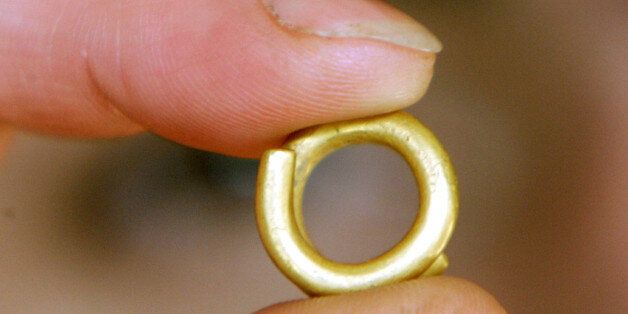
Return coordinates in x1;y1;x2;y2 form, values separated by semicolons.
0;125;12;156
0;0;506;312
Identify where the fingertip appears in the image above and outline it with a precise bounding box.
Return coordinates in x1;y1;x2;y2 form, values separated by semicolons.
258;277;506;314
1;0;438;157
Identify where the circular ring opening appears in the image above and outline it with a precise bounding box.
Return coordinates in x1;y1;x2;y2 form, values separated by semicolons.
301;143;418;263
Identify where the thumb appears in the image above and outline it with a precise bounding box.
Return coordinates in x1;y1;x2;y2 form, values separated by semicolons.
258;277;507;313
0;0;440;157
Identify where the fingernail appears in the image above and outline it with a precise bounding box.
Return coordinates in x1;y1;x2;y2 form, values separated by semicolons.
263;0;442;53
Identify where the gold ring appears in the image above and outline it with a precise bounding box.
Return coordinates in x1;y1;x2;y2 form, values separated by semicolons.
256;111;458;296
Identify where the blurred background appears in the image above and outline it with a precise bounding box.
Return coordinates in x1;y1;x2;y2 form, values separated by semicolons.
0;1;626;313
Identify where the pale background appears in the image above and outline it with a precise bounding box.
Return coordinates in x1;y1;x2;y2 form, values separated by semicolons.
1;1;626;313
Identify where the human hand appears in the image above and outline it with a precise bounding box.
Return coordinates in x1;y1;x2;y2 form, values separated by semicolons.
0;0;505;312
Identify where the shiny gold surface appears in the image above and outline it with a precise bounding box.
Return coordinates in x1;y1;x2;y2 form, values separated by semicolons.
256;111;458;296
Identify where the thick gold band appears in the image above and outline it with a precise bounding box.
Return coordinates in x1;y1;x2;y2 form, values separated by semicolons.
256;111;458;296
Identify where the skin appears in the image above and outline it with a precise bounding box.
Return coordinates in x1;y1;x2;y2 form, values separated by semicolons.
0;0;434;157
0;1;506;312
